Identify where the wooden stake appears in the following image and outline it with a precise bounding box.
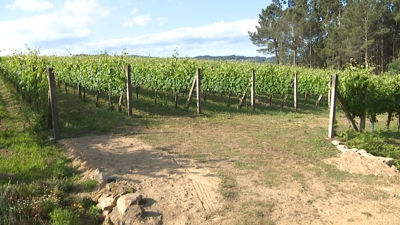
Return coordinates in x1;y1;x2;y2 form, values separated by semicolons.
328;74;338;138
315;94;323;107
294;73;298;111
126;64;132;116
237;92;247;109
251;70;255;111
47;68;60;141
196;68;202;114
337;92;359;132
184;75;197;110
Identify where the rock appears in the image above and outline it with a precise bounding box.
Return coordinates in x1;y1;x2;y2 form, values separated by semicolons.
105;206;123;225
357;149;367;155
378;157;395;167
121;205;145;224
94;168;107;184
331;140;342;146
100;197;115;211
117;193;143;214
337;145;350;153
106;182;135;197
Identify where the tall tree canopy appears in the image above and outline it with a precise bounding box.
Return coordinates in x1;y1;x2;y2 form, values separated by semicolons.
249;0;400;71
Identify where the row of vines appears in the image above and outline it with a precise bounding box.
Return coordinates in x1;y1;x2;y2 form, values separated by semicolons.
0;49;400;129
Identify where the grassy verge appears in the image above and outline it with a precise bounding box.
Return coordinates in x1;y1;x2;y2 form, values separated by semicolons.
0;76;100;225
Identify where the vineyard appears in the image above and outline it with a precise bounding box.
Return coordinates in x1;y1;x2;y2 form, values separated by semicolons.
1;49;400;131
2;50;400;225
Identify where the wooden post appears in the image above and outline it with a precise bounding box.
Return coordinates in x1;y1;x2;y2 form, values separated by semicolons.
237;92;247;109
126;64;132;116
328;76;332;110
328;74;338;138
294;73;298;111
196;68;202;114
78;84;82;98
251;70;255;111
337;92;359;132
184;75;197;110
47;68;60;141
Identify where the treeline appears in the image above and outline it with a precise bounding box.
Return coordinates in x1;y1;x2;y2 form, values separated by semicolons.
193;55;270;63
249;0;400;72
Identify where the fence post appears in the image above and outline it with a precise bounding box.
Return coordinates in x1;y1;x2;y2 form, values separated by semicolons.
47;68;60;141
196;68;202;114
126;64;132;116
328;74;338;138
294;73;298;111
251;70;255;111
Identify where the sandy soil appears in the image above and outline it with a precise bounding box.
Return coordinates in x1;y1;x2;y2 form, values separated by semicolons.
60;135;400;225
60;136;224;225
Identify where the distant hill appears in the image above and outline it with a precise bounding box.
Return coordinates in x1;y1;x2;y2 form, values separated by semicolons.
193;55;275;63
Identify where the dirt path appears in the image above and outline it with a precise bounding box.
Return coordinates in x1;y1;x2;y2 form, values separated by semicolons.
60;136;224;225
59;133;400;225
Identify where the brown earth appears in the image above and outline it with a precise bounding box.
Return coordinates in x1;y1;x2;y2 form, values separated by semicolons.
60;134;400;225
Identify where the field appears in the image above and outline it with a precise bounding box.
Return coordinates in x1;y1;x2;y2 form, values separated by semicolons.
3;77;400;224
1;54;400;224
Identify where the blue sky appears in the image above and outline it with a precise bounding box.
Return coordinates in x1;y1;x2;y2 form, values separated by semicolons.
0;0;273;57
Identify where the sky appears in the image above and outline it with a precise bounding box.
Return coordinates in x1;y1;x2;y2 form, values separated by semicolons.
0;0;273;57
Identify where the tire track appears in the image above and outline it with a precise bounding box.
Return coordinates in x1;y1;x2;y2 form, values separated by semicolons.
172;156;219;213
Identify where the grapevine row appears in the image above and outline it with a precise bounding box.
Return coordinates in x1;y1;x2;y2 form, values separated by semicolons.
1;50;399;128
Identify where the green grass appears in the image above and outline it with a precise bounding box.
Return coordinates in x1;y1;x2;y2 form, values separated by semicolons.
0;76;99;224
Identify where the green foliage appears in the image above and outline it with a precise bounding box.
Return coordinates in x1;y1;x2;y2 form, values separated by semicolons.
386;58;400;75
80;179;97;192
50;208;79;225
340;129;400;169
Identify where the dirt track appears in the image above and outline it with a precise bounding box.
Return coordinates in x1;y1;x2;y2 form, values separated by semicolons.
61;135;400;225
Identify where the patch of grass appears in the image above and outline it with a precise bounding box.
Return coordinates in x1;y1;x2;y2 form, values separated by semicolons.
218;170;237;199
234;161;249;170
361;211;373;217
50;208;79;225
80;179;98;192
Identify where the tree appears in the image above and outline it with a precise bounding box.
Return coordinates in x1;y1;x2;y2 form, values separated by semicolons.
249;4;283;64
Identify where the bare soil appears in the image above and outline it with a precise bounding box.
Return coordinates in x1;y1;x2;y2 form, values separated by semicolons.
60;133;400;225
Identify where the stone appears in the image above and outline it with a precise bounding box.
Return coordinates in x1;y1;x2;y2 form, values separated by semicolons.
100;197;115;211
120;205;145;224
337;145;351;153
105;206;123;225
378;157;395;167
331;140;342;146
117;193;143;215
356;149;367;155
94;168;107;184
106;182;135;197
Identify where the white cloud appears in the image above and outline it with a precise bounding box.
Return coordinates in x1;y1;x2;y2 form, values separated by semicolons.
130;8;138;15
134;15;152;26
65;0;109;17
123;14;152;27
156;17;167;26
81;19;260;56
0;0;111;54
7;0;53;11
122;21;133;27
